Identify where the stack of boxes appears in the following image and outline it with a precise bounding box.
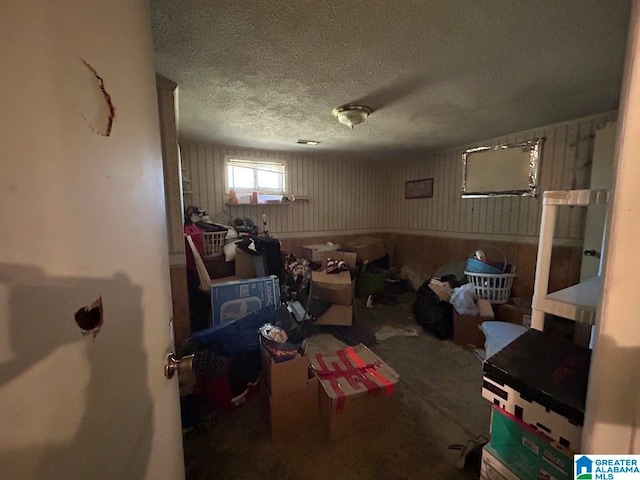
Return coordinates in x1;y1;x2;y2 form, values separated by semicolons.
260;341;401;442
480;328;591;479
311;251;357;326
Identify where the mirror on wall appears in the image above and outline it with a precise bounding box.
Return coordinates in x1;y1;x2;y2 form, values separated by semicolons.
461;138;544;198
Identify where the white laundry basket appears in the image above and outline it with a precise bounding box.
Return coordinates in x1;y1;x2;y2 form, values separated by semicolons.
464;245;515;304
201;230;227;258
464;271;516;304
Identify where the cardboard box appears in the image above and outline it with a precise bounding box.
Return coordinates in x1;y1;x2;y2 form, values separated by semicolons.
482;329;590;451
262;372;320;443
311;344;400;440
234;246;270;279
315;304;353;326
452;299;495;348
481;445;520;480
312;270;355;305
301;243;340;263
204;255;236;279
260;346;310;397
496;301;532;327
488;407;573;480
312;251;356;306
341;236;386;263
210;275;280;328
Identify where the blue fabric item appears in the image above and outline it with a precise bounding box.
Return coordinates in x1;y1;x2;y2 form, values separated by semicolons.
479;321;528;359
192;304;277;356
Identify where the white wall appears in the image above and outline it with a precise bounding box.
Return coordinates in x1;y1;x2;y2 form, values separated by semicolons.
0;1;183;478
583;1;640;454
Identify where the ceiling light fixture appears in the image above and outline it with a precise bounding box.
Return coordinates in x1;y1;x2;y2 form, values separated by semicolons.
332;104;372;129
296;139;321;146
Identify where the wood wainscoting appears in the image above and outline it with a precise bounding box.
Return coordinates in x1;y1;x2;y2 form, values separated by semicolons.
280;232;582;299
172;232;580;348
382;232;582;298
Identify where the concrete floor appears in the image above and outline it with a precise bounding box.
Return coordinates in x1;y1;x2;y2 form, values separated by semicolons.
183;292;491;479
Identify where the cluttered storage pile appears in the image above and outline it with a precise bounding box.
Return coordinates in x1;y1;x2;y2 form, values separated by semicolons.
412;247;520;353
179;230;401;443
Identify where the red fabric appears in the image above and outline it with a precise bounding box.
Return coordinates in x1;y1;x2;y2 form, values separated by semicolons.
184;225;204;270
197;362;234;412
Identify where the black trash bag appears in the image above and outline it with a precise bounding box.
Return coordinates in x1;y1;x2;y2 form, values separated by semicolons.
412;280;453;340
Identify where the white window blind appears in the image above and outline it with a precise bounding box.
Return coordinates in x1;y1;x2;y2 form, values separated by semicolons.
226;158;286;193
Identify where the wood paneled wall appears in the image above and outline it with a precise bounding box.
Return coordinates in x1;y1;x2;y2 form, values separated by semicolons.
384;233;581;298
383;111;618;245
180;144;384;237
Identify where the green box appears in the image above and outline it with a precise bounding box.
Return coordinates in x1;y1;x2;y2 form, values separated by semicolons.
355;271;386;298
490;406;573;480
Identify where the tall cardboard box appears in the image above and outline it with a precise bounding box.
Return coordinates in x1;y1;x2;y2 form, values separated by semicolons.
260;345;309;397
310;344;400;440
260;345;319;443
452;299;495;348
264;374;320;443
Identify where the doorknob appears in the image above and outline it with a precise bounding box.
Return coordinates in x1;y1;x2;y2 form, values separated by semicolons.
583;249;601;258
164;352;194;379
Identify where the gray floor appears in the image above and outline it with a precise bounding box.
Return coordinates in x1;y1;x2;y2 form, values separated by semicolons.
183;292;491;479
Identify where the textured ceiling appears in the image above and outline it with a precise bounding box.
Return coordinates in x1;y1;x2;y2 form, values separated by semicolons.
150;0;631;160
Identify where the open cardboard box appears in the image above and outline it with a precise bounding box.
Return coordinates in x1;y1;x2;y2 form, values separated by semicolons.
311;251;357;305
260;344;309;397
452;298;495;348
260;345;320;443
310;251;357;326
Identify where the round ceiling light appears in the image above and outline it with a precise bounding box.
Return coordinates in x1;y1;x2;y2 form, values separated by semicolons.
332;104;372;129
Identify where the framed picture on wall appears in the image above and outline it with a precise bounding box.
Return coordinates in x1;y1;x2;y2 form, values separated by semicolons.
405;178;433;199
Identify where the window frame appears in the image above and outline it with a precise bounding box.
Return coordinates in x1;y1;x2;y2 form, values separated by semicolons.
224;155;287;195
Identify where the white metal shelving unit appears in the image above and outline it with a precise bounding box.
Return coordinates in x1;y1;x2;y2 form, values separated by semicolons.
531;189;609;332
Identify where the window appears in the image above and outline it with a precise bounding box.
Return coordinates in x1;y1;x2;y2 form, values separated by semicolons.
226;157;286;194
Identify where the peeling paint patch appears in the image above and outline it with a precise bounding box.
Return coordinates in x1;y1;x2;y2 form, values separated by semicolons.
75;296;104;339
79;60;115;136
